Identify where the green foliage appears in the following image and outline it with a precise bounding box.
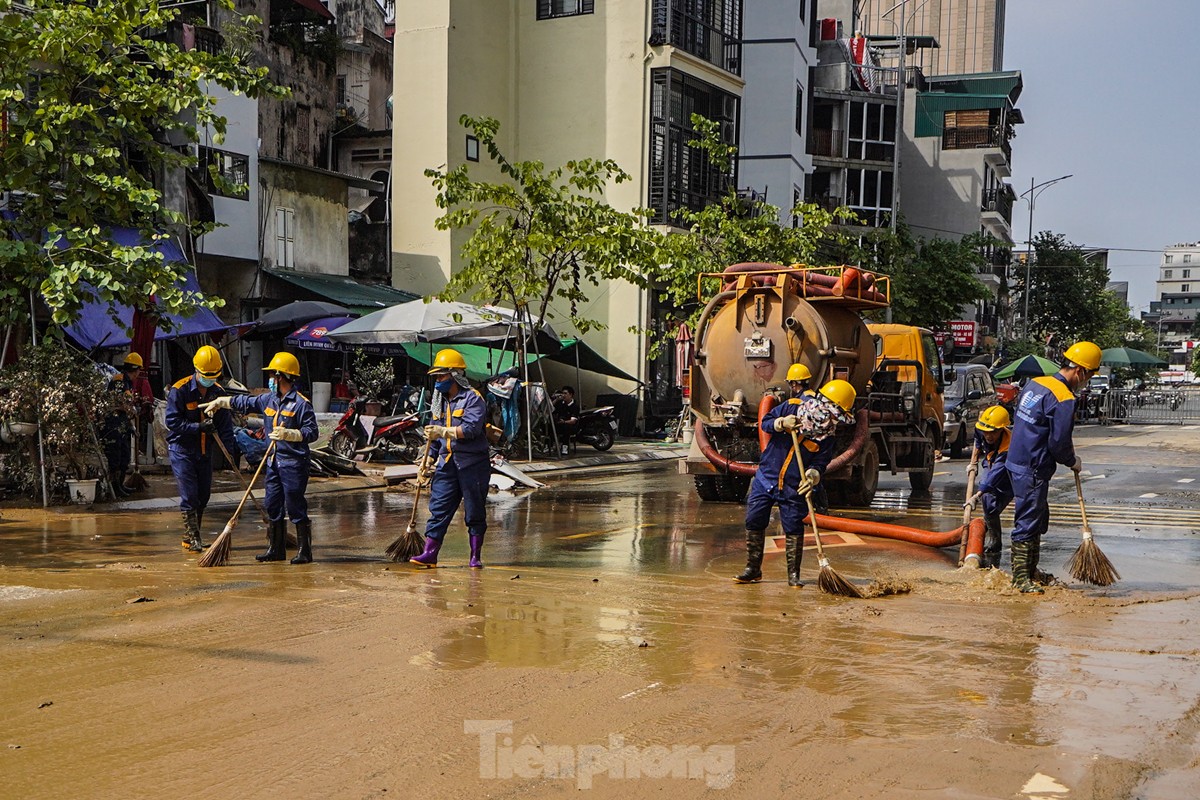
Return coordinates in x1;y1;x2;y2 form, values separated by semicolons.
0;339;122;493
426;115;662;336
352;349;393;403
1192;346;1200;377
1017;233;1115;346
0;0;285;333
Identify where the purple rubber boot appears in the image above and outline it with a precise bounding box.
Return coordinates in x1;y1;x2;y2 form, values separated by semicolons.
468;534;485;569
409;535;442;567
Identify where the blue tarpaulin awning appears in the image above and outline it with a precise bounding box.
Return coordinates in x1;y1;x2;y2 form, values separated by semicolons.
62;228;231;350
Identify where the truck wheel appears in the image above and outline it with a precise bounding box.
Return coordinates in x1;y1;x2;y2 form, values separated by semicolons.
842;440;880;507
949;425;966;459
717;474;750;504
908;427;935;492
694;476;721;502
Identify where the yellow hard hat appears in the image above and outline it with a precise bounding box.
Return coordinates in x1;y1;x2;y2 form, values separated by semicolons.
427;348;467;374
786;363;812;383
819;379;857;413
1063;341;1102;371
122;352;144;369
976;405;1011;432
264;351;301;377
192;345;223;379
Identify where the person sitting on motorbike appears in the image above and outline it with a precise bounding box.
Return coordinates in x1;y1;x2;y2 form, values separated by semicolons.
552;386;580;444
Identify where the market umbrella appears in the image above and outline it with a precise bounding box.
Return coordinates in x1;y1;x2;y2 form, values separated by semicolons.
327;299;561;353
248;301;354;338
284;316;356;351
993;354;1060;381
1100;347;1167;368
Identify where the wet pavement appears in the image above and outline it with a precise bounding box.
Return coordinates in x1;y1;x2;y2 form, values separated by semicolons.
2;424;1199;798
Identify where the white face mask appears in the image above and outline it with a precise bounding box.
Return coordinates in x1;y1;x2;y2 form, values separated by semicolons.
269;377;278;393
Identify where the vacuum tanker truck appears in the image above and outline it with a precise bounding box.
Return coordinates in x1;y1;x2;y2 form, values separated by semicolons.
680;263;948;507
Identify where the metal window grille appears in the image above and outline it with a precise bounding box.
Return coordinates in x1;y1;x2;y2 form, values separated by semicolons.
537;0;595;20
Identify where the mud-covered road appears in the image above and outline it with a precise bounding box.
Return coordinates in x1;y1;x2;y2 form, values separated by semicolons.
2;425;1198;799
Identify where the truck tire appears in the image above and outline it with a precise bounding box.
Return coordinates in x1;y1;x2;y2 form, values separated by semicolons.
842;439;880;507
694;476;721;502
717;474;750;504
908;425;935;492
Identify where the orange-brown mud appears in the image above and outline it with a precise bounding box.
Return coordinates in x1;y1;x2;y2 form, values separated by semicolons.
2;455;1200;799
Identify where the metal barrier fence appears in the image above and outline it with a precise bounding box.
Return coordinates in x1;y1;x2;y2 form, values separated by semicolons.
1100;386;1200;425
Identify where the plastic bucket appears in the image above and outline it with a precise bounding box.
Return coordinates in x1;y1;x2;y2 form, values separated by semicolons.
311;381;332;413
66;478;98;505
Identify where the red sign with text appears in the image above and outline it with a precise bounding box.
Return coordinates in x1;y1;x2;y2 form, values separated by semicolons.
949;321;978;348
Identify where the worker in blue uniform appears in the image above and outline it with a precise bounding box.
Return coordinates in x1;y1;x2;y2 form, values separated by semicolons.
1004;341;1101;593
101;352;144;497
735;371;856;588
966;405;1013;569
165;345;238;552
410;348;491;569
202;352;319;564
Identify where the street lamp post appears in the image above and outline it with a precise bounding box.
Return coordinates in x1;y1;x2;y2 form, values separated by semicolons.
1019;174;1073;339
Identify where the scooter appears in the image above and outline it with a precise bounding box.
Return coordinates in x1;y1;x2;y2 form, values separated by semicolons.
330;398;424;462
571;406;618;451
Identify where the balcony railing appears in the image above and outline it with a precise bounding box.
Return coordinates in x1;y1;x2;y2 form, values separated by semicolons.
808;129;844;158
942;125;1012;163
981;188;1014;226
651;1;742;76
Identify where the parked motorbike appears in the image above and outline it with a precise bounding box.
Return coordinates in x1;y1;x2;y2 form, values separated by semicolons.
330;398;424;462
567;406;619;451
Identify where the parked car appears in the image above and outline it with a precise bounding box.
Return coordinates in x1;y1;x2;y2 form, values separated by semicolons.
942;364;998;458
1087;374;1111;394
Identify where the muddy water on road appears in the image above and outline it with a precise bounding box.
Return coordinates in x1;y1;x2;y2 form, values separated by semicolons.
2;463;1199;798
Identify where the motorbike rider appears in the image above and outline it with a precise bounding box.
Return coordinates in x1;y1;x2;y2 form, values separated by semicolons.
201;352;319;565
966;405;1013;569
736;372;856;588
165;345;238;552
410;349;491;569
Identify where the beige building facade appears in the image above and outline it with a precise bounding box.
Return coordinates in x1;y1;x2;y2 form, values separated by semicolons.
390;0;745;393
855;0;1006;77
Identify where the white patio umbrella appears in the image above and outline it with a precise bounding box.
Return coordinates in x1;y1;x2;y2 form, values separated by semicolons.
326;299;516;345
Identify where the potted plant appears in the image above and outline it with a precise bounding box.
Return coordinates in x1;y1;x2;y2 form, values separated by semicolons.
352;349;393;416
0;339;120;503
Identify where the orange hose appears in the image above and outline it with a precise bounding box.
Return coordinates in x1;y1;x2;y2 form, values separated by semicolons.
806;513;986;561
756;394;778;454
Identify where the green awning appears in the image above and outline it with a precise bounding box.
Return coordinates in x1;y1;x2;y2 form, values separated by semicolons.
914;93;1016;138
265;268;419;315
924;71;1023;102
548;339;639;383
402;343;536;382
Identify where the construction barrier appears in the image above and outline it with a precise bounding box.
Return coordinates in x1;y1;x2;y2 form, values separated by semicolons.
1101;385;1200;425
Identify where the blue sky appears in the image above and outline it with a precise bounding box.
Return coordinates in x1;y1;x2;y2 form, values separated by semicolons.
1003;0;1200;314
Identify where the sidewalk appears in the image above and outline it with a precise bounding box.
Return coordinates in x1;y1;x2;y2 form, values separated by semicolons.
103;439;688;512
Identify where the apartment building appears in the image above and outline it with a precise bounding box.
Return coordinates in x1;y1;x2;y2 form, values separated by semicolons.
856;0;1006;77
391;0;747;393
1145;242;1200;362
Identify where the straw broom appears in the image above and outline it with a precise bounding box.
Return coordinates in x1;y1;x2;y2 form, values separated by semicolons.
209;431;297;546
199;443;274;568
385;436;432;562
1066;471;1120;586
791;430;862;598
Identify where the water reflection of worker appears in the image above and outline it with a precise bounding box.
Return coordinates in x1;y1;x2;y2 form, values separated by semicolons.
1005;341;1099;593
736;373;856;588
967;405;1013;569
410;348;490;569
166;346;238;552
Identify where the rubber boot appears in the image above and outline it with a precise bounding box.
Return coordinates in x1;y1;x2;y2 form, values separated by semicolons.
468;534;484;569
1010;541;1044;594
410;535;442;567
785;534;803;588
1029;538;1056;586
256;520;287;562
290;520;312;565
181;509;205;552
733;530;765;584
982;513;1003;569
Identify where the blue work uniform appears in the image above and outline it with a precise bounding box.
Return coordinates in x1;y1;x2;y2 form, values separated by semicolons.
745;396;839;534
229;389;319;524
974;427;1013;517
166;376;238;516
1005;373;1077;544
424;387;490;542
101;374;135;478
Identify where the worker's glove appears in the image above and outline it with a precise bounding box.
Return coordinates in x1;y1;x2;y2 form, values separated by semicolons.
774;415;800;432
966;461;979;478
198;418;215;434
963;491;981;512
796;470;820;496
269;427;303;443
425;424;458;441
1071;456;1083;473
416;464;433;487
199;396;232;416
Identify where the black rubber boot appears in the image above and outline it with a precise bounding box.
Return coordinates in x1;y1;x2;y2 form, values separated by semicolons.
290;521;312;565
1011;541;1044;594
982;513;1003;569
256;520;287;562
1029;538;1056;586
733;530;765;584
785;534;803;588
181;510;205;552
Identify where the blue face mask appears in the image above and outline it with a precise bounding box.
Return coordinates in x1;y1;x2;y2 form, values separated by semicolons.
268;377;278;393
197;375;216;388
434;377;453;395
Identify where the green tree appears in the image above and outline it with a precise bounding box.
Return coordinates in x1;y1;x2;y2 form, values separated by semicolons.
425;115;662;335
0;0;283;331
1019;232;1114;346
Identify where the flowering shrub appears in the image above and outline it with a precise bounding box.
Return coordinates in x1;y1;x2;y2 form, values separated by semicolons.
353;349;393;404
0;338;123;496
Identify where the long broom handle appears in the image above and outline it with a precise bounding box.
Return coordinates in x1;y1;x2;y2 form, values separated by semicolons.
208;429;269;522
1073;470;1093;536
405;436;434;532
959;446;981;563
229;442;273;527
789;429;829;561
